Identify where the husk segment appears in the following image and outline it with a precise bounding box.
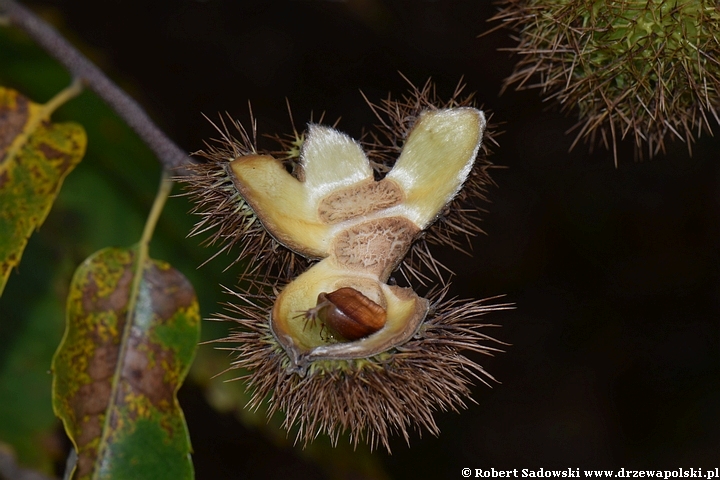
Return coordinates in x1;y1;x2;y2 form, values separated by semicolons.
182;116;309;283
183;80;498;285
363;79;498;285
216;284;510;451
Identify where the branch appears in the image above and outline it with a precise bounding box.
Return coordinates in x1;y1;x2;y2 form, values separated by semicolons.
0;0;193;171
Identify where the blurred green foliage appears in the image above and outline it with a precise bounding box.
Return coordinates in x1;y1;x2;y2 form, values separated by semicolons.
0;21;387;480
0;24;230;474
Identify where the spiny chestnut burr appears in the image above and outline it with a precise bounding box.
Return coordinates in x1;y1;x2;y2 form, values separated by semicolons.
492;0;720;162
304;287;387;341
183;80;510;451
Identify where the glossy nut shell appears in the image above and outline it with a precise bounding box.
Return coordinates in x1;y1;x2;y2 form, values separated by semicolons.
317;287;387;341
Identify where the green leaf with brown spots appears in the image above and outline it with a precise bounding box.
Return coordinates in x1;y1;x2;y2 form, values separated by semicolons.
0;86;86;296
52;247;200;480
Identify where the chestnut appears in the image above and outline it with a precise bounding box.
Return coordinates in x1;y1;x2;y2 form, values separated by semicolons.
304;287;387;341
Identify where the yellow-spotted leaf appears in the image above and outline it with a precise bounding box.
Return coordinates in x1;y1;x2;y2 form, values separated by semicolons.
0;85;85;296
52;247;200;480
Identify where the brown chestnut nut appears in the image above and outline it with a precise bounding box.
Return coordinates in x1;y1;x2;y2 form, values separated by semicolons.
303;287;387;341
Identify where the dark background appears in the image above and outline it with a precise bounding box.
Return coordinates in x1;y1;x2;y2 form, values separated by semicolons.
8;0;720;477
